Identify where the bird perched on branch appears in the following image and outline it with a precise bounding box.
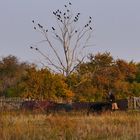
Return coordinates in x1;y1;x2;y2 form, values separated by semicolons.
38;24;43;28
90;27;92;30
52;27;55;31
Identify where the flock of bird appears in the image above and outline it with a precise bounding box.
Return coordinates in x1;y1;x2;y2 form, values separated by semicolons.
30;2;93;50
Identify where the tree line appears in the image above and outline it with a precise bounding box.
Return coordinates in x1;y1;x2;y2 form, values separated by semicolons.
0;53;140;102
1;2;139;102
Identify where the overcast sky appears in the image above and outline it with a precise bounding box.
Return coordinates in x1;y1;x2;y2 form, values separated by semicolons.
0;0;140;64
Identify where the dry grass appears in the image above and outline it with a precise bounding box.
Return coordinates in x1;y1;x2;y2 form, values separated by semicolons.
0;111;140;140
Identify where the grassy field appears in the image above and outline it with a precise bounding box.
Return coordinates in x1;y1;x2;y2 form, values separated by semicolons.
0;111;140;140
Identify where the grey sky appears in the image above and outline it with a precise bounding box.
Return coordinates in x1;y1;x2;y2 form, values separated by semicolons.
0;0;140;64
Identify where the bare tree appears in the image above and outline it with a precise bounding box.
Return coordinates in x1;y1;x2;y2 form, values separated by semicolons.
30;2;93;77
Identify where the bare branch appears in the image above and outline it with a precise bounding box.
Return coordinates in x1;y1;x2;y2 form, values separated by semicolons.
42;30;66;69
69;56;85;75
31;2;94;76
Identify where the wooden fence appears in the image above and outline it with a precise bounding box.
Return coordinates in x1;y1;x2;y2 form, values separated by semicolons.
128;97;140;110
0;97;140;111
0;97;25;110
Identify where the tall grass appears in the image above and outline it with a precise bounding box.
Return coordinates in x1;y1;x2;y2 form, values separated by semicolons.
0;111;140;140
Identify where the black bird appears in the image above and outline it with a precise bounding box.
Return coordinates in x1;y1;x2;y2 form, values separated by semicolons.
46;30;48;32
30;46;33;49
38;23;43;28
32;20;34;23
52;27;55;31
67;9;70;12
64;5;67;7
53;12;56;15
35;48;38;50
57;14;61;18
75;17;78;20
69;2;72;5
90;27;92;30
34;27;36;30
89;16;92;19
75;30;77;33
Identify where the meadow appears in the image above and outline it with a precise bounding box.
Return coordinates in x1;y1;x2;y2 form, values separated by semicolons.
0;111;140;140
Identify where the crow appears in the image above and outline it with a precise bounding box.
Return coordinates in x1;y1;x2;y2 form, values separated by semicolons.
52;27;55;31
38;24;43;28
53;12;56;15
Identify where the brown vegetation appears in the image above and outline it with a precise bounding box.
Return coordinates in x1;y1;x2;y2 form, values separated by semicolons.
0;111;140;140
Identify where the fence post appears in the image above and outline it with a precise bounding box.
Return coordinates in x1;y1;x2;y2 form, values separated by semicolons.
133;97;136;109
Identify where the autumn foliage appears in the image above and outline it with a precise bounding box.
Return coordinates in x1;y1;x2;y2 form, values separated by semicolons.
0;53;140;101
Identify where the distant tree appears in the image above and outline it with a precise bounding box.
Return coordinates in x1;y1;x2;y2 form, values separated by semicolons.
72;52;115;101
20;66;74;100
20;66;54;100
0;55;28;97
30;2;93;77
